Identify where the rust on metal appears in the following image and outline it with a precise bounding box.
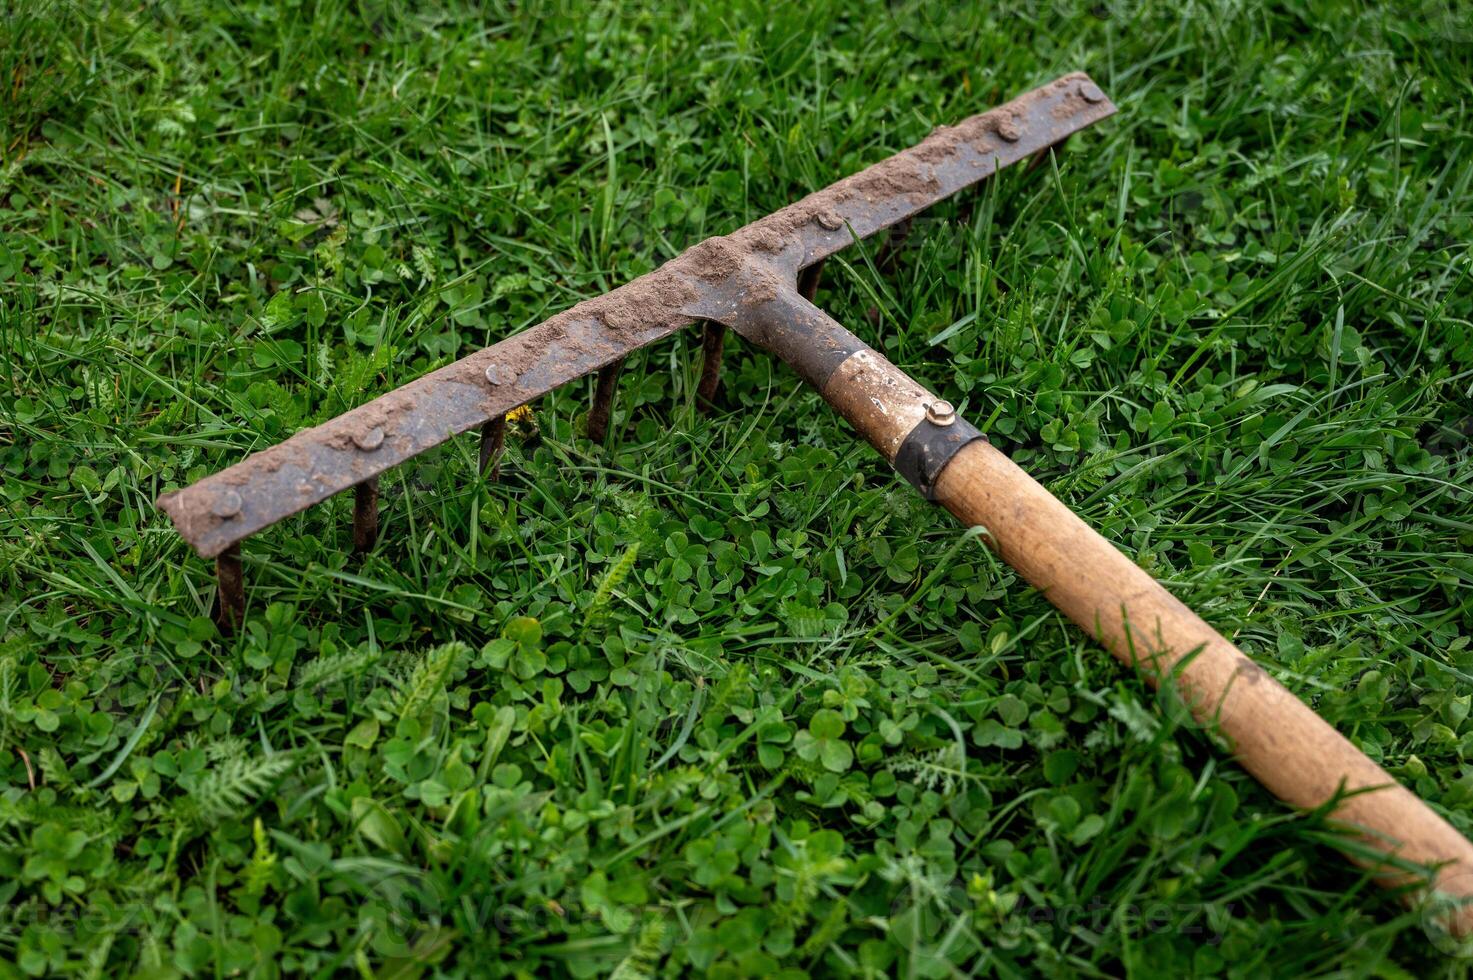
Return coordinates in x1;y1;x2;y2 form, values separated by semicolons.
353;478;378;553
479;416;506;479
587;359;623;444
696;321;727;407
158;74;1116;560
215;545;244;629
797;261;824;302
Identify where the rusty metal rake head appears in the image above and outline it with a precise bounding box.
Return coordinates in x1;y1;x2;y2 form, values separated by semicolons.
157;73;1116;629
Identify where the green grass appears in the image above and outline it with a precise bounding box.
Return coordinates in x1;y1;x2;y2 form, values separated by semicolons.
2;0;1472;975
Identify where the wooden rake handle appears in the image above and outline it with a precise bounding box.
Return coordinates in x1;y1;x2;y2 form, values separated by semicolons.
771;296;1473;936
934;440;1473;934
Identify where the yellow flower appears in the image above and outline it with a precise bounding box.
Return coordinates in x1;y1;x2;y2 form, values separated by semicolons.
505;404;537;436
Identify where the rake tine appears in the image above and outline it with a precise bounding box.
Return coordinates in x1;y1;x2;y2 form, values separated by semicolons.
215;544;244;634
480;416;506;480
588;358;623;444
352;477;378;553
696;320;726;409
797;260;824;302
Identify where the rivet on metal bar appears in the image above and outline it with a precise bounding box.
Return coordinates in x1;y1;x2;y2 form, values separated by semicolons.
353;477;378;552
697;320;726;409
797;261;824;302
480;416;506;480
587;358;623;444
216;544;244;633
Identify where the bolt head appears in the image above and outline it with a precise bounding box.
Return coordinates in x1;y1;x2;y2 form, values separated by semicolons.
353;427;385;451
814;208;844;231
212;490;242;519
926;400;956;427
1080;80;1106;104
484;363;517;386
995;114;1021;143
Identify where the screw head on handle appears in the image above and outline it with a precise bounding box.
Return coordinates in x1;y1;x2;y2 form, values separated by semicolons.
926;400;956;427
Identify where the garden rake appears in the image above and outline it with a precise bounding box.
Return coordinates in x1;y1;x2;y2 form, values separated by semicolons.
157;74;1473;937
